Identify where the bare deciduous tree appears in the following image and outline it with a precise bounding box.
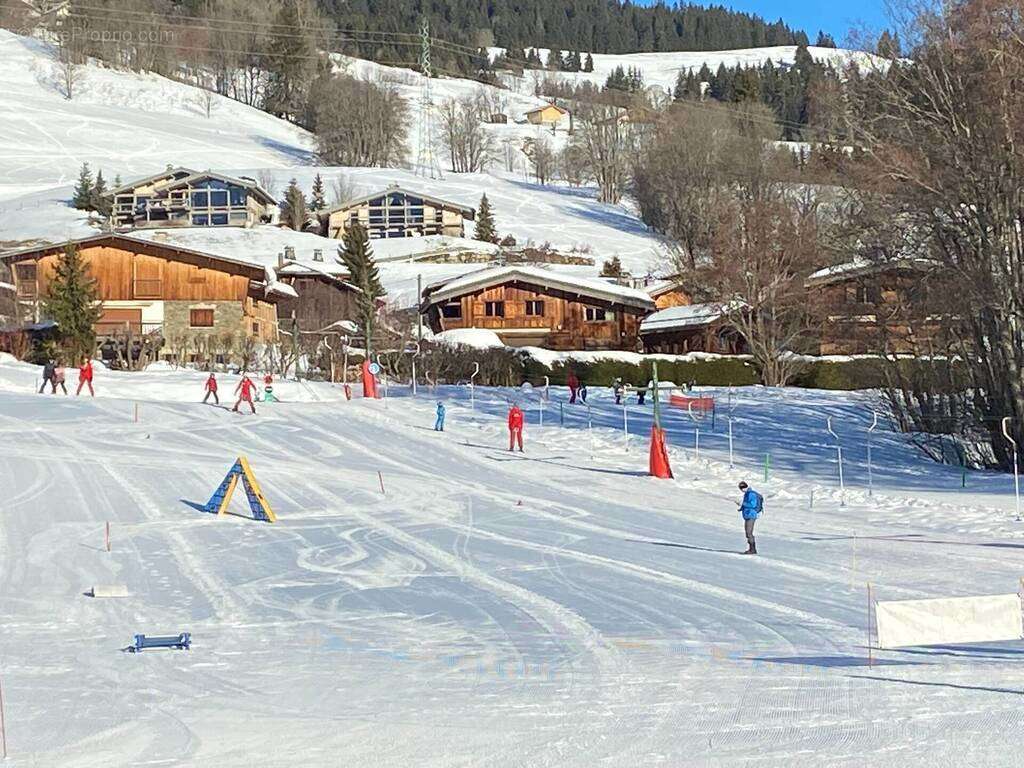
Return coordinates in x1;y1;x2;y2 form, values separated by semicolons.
525;136;555;185
310;74;409;168
572;104;632;204
439;96;494;173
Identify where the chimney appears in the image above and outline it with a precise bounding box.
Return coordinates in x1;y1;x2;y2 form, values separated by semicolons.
277;251;284;267
284;246;296;261
313;248;323;262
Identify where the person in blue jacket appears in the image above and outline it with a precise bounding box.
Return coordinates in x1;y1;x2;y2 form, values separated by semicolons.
434;402;446;432
738;481;763;555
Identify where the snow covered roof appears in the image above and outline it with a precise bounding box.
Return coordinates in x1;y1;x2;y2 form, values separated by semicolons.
421;265;657;311
160;170;277;205
321;185;476;218
641;278;687;297
108;166;195;195
806;258;939;287
639;302;737;333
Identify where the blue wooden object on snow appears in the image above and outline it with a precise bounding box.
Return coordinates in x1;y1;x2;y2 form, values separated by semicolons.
130;632;191;653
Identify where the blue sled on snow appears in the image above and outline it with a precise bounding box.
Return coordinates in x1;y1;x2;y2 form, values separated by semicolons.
128;632;191;653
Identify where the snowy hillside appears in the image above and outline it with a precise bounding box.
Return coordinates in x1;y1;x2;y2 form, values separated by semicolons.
0;30;315;202
0;357;1023;765
498;45;884;95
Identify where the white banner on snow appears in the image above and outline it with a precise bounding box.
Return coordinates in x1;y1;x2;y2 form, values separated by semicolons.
875;593;1023;649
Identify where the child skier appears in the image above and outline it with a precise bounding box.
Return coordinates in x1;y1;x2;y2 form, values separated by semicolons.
232;374;257;414
76;357;94;397
507;403;524;452
203;373;219;405
53;361;67;395
39;359;55;394
567;370;580;404
737;481;764;555
434;402;446;432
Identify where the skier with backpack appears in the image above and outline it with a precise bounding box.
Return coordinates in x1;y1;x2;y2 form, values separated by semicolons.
737;481;763;555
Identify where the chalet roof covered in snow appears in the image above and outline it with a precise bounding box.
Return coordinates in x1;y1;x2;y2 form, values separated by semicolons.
806;257;939;287
320;185;476;218
639;302;740;333
421;265;657;311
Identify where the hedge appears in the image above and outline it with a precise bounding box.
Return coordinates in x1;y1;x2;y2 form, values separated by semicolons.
521;354;909;391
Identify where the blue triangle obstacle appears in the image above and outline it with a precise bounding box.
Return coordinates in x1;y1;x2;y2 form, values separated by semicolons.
204;456;277;523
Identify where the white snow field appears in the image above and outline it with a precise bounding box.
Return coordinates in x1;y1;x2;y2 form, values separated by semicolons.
0;358;1023;766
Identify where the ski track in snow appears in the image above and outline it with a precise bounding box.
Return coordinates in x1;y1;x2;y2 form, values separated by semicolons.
1;372;1024;765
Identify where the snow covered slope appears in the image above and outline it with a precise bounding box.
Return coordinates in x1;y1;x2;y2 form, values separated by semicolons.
501;45;884;95
0;359;1022;766
0;30;315;203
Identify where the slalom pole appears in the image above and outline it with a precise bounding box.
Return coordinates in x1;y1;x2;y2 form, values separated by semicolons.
105;522;110;553
867;412;879;498
827;417;845;506
687;402;700;462
378;471;386;495
0;674;7;759
867;583;874;668
470;362;480;410
728;417;734;469
1002;417;1021;521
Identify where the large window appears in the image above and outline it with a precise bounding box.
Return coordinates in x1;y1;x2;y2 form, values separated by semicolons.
525;300;545;317
15;263;37;297
441;301;462;319
584;306;608;322
485;301;505;318
190;308;215;328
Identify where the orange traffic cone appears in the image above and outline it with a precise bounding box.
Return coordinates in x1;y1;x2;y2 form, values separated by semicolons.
649;425;673;479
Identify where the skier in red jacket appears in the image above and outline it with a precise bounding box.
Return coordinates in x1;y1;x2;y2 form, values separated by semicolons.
567;370;580;404
232;374;257;414
76;357;94;397
508;404;524;452
203;373;219;405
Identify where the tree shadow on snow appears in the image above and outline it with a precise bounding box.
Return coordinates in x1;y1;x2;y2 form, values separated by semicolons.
798;531;1024;551
751;655;927;668
847;674;1023;695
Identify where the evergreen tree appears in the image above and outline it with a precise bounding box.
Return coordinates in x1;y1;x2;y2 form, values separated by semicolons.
90;170;110;217
583;53;594;72
310;173;327;211
42;244;102;362
474;194;497;243
815;31;837;48
600;255;623;277
72;162;93;210
280;178;308;230
876;30;902;58
264;0;319;121
337;223;385;355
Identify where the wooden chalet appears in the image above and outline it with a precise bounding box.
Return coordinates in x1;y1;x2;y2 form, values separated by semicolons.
320;185;475;241
639;277;691;309
272;249;362;336
525;104;570;127
806;258;942;355
109;167;277;230
421;266;656;350
0;234;285;360
639;303;747;355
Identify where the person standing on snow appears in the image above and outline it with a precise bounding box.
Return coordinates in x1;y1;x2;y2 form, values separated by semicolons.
232;374;257;414
612;377;624;405
39;359;56;394
567;370;580;404
203;373;219;405
507;403;524;452
53;361;68;395
579;382;588;403
737;481;763;555
76;357;94;397
434;402;446;432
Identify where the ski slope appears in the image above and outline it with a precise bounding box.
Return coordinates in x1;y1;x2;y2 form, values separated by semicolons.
0;358;1022;766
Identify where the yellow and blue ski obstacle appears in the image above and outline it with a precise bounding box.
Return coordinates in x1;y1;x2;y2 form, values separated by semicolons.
204;456;277;522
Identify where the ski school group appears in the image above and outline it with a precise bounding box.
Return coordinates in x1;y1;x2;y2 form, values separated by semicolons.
432;388;765;556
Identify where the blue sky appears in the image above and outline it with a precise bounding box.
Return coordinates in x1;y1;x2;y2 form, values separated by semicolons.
691;1;890;43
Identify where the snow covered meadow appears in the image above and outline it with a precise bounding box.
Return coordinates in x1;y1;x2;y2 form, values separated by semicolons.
0;357;1022;766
